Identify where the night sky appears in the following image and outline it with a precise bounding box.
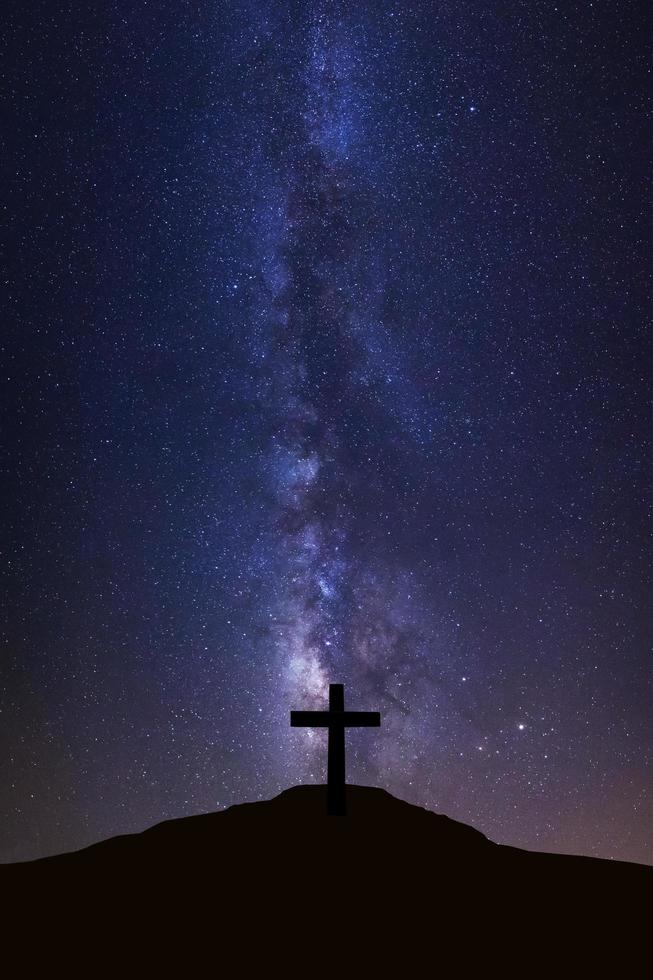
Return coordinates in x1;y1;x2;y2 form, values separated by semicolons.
2;1;651;866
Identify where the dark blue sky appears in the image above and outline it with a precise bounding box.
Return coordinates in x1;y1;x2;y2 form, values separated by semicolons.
2;0;651;865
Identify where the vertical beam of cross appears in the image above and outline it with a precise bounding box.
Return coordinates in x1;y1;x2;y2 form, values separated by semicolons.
290;683;381;815
327;683;346;816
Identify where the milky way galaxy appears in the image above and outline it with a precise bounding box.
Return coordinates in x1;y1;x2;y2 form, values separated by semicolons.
2;1;651;865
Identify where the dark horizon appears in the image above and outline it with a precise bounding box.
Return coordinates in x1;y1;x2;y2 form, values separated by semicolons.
2;1;651;867
5;782;653;873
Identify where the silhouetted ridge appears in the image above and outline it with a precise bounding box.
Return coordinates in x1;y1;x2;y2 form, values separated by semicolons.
2;785;650;969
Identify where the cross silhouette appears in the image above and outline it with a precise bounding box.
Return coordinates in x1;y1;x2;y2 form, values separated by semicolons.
290;683;381;815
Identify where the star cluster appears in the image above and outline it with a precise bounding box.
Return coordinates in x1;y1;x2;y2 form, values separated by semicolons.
1;1;650;864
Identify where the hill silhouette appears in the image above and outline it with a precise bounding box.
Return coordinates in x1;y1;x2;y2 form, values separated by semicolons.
2;785;650;969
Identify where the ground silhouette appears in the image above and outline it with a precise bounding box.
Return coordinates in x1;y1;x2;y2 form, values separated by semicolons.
2;785;650;970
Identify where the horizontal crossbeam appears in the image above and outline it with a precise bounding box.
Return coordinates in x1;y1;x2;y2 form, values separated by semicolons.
290;710;380;728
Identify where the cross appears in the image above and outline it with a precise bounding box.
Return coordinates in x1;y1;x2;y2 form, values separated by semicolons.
290;683;381;816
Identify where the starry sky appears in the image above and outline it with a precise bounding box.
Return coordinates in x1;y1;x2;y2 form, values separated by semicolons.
2;1;651;865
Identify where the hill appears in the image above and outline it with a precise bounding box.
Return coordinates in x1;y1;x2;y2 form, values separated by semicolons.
2;785;650;969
